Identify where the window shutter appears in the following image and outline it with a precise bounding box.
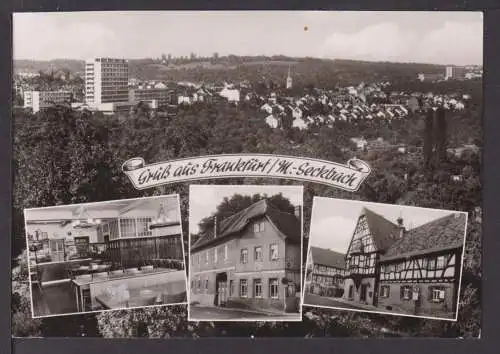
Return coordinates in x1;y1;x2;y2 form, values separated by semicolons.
439;289;445;300
428;286;434;301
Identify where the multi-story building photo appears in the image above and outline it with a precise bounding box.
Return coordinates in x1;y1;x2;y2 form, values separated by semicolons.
84;57;131;113
303;197;467;320
188;185;303;321
25;195;187;318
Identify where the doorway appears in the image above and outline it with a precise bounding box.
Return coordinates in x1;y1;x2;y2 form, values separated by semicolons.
215;272;228;307
49;239;65;262
360;284;368;302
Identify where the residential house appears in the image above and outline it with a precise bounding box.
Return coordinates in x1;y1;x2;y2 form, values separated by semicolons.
306;246;346;296
190;199;302;313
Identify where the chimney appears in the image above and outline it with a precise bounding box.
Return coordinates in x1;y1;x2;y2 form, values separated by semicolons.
396;217;405;239
294;205;301;220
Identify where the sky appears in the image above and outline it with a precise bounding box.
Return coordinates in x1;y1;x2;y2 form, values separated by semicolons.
309;197;463;253
189;185;303;235
13;11;483;65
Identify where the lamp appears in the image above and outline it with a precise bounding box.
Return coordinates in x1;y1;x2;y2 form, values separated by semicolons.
72;205;101;228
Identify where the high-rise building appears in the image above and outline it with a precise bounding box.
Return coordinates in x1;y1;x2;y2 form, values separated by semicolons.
445;66;453;80
85;58;129;110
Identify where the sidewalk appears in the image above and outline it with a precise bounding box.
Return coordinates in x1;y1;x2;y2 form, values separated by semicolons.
330;297;381;312
191;305;301;318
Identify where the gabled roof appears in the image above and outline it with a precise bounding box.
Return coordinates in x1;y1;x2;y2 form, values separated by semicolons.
361;208;402;251
310;246;346;269
380;213;467;261
191;199;301;251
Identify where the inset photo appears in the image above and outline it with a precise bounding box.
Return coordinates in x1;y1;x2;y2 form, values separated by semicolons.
303;197;468;321
24;195;187;318
188;185;304;322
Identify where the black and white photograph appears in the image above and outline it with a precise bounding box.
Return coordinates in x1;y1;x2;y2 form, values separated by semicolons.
303;197;468;321
188;185;303;321
11;10;482;338
24;195;187;318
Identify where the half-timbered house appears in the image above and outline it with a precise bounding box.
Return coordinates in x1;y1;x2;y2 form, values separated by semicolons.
377;213;466;318
343;208;403;306
306;246;346;297
342;207;466;318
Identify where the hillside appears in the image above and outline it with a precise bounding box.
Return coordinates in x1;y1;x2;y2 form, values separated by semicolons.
14;56;447;86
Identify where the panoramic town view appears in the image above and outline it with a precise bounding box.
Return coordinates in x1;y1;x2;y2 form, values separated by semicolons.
12;11;482;338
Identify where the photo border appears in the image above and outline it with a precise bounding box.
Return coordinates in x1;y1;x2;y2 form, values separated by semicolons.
301;196;469;322
187;184;304;322
23;194;189;319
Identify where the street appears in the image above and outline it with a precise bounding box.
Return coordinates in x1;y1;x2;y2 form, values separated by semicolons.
303;293;369;311
189;306;301;321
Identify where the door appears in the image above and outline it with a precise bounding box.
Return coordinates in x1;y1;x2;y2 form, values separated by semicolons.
360;284;368;302
348;285;354;299
217;281;228;306
50;239;65;262
74;237;90;258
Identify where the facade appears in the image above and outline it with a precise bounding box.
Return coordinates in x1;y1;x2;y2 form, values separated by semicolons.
85;58;129;110
24;90;72;113
342;207;466;318
129;88;174;108
190;199;302;313
306;246;346;296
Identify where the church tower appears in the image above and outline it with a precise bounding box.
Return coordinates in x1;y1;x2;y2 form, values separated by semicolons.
286;65;293;89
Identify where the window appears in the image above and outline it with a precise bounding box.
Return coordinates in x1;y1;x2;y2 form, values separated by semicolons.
205;251;209;264
437;256;446;269
380;285;390;298
253;221;265;233
254;246;263;262
240;249;248;264
119;218;137;238
224;244;228;260
204;279;208;290
430;287;446;302
400;285;411;300
269;278;279;299
270;244;279;261
427;258;437;271
216;246;224;263
240;279;248;297
214;248;218;263
254;279;262;298
136;217;153;237
229;280;234;296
